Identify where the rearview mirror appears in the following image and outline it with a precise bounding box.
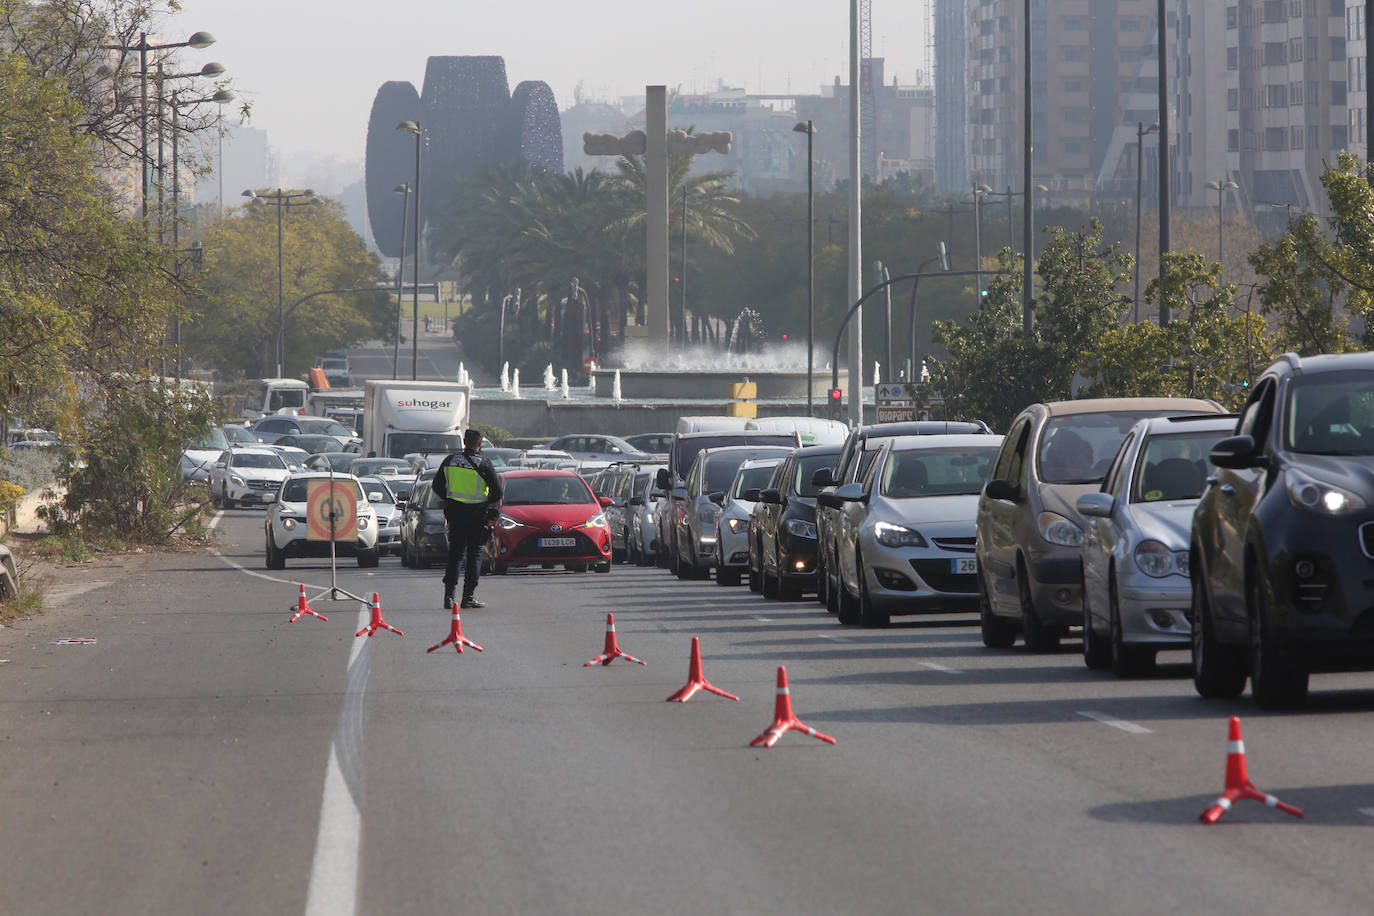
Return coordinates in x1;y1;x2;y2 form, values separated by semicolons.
810;467;836;488
655;467;670;490
708;490;725;505
984;478;1020;501
759;488;782;505
835;482;868;503
599;496;614;508
742;488;762;502
628;495;644;506
1075;492;1115;518
1209;435;1264;470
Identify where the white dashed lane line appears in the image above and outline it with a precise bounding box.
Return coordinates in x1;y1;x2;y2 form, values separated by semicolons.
1077;711;1152;734
918;661;963;674
817;634;850;642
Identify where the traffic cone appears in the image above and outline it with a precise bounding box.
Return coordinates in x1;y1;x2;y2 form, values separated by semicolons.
666;636;738;702
355;592;403;638
427;602;484;654
289;583;328;622
750;666;836;748
1199;716;1302;824
583;613;646;666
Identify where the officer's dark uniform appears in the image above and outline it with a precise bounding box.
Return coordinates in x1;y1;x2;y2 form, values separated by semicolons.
432;444;503;609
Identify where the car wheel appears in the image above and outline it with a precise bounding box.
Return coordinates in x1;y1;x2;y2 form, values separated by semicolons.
493;562;508;576
594;562;611;574
836;568;861;625
816;553;829;607
979;569;1016;648
213;487;225;510
1109;570;1154;677
1248;572;1308;709
566;563;588;573
747;543;762;592
1081;579;1111;670
777;551;803;601
266;531;286;571
675;544;693;580
716;547;739;586
1018;561;1060;652
762;556;780;599
400;539;413;567
415;547;431;570
1191;575;1246;698
357;547;380;569
825;554;841;615
627;535;639;566
858;561;889;627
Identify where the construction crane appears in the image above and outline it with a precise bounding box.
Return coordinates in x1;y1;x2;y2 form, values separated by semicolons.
860;0;875;179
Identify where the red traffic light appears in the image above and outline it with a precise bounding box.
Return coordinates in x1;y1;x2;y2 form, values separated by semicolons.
828;388;843;402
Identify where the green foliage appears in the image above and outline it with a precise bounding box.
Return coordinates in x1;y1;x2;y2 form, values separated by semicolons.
187;197;391;380
29;533;94;563
469;422;513;446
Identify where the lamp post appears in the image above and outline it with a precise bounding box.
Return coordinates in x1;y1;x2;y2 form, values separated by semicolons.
1258;200;1295;226
792;120;816;415
1134;122;1159;322
100;31;216;223
875;260;892;382
907;243;950;378
973;184;991;302
391;183;410;379
396;120;424;379
1205;179;1239;278
242;188;316;378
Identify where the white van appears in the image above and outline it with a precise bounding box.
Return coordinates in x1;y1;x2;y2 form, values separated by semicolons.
675;416;754;435
745;416;849;446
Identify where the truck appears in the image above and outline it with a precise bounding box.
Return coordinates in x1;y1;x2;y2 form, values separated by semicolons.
362;379;474;459
238;378;310;420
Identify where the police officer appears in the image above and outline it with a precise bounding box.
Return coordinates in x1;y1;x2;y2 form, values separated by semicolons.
432;429;503;609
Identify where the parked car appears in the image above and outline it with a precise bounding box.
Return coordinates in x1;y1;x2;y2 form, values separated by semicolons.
276;433;355;455
1191;352;1374;708
1077;415;1236;675
545;434;654;463
357;475;403;555
305;452;359;473
270;445;311;471
596;462;662;563
828;435;1002;626
714;456;785;586
398;478;449;569
675;444;794;580
624;432;672;459
209;446;293;509
250;414;359;446
488;469;613;574
750;445;842;599
624;466;668;567
816;420;994;614
264;472;380;569
181;426;230;482
976;397;1225;651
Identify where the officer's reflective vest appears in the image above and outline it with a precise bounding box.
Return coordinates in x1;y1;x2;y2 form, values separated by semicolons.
443;458;488;504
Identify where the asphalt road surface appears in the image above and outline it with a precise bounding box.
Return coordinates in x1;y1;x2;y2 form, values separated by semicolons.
4;510;1374;915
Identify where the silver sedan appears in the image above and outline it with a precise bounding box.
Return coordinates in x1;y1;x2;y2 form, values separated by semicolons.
1076;415;1236;676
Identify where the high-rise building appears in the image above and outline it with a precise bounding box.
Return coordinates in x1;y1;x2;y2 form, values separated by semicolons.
1345;0;1367;161
935;0;970;191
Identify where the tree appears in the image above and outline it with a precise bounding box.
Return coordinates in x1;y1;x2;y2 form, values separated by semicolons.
186;198;391;380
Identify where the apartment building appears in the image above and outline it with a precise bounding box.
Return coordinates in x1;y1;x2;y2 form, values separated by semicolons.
1346;0;1367;161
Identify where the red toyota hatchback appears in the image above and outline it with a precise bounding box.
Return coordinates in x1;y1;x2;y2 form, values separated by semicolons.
489;469;614;574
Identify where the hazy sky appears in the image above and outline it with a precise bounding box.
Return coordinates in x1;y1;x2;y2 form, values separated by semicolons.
169;0;932;166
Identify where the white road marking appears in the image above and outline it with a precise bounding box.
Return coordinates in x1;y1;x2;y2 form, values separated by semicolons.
751;615;773;622
1358;808;1374;819
818;634;850;642
1076;711;1152;734
918;661;963;674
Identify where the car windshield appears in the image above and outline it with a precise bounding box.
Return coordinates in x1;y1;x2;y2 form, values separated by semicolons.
704;454;755;494
223;425;257;444
280;478;362;503
359;479;395;503
880;446;1000;497
388;433;464;458
234;452;286;470
188;427;228;450
503;475;594;505
318;453;355;470
352;459;409;476
671;435;796;483
301;418;353;437
389;479;415;500
1132;431;1223;502
1284;373;1374;456
733;463;779;498
793;453;838;497
633;472;658;498
1037;412;1177;484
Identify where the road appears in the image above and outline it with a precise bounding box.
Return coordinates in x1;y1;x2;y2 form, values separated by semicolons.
346;312;493;386
3;509;1374;914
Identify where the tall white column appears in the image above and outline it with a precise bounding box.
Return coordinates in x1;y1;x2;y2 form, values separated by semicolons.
645;86;670;353
847;0;864;425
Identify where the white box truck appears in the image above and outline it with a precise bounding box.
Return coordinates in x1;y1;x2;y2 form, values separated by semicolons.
362;380;474;459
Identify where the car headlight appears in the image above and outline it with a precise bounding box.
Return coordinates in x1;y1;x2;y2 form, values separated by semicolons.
282;518;296;530
1285;468;1368;516
230;474;245;487
583;512;607;528
1134;539;1188;578
357;516;370;530
725;517;746;533
498;513;530;530
784;518;818;539
1037;512;1083;547
874;520;927;548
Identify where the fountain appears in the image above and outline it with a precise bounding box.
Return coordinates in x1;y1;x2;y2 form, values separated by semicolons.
588;342;846;400
560;369;570;399
612;370;622;401
543;364;556;390
511;368;522;398
499;362;510;392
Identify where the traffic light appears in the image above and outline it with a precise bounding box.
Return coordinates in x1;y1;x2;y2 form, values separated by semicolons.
980;288;988;298
828;387;843;418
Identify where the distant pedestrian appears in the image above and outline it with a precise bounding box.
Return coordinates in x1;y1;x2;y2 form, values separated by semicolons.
432;428;503;609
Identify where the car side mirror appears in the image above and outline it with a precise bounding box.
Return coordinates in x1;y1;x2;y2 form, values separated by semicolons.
368;492;382;502
611;497;626;508
262;492;277;504
1075;492;1115;518
656;467;670;490
984;478;1020;501
599;496;613;508
215;461;226;469
628;495;644;506
394;499;407;509
742;488;762;502
810;467;836;488
759;488;782;505
609;446;622;454
708;490;725;505
816;492;842;509
835;482;868;504
1209;435;1264;470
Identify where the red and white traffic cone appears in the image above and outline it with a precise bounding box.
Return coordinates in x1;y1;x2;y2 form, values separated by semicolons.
1199;716;1302;824
427;602;484;654
289;583;328;622
583;613;646;666
750;665;836;748
666;636;738;702
355;592;403;638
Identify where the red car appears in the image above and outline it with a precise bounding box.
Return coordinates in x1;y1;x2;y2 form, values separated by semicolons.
489;469;614;574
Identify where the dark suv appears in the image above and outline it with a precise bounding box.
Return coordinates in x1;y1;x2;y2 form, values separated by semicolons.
1191;352;1374;708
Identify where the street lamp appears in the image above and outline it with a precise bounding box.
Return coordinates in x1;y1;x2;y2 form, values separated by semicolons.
1258;200;1296;226
391;183;410;379
792;119;816;416
907;242;950;378
1205;179;1239;277
1134;122;1159;322
973;184;991;302
397;120;424;380
100;30;216;223
242;188;316;378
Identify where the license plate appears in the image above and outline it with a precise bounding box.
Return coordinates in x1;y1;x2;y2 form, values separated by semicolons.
951;557;978;574
539;537;576;548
